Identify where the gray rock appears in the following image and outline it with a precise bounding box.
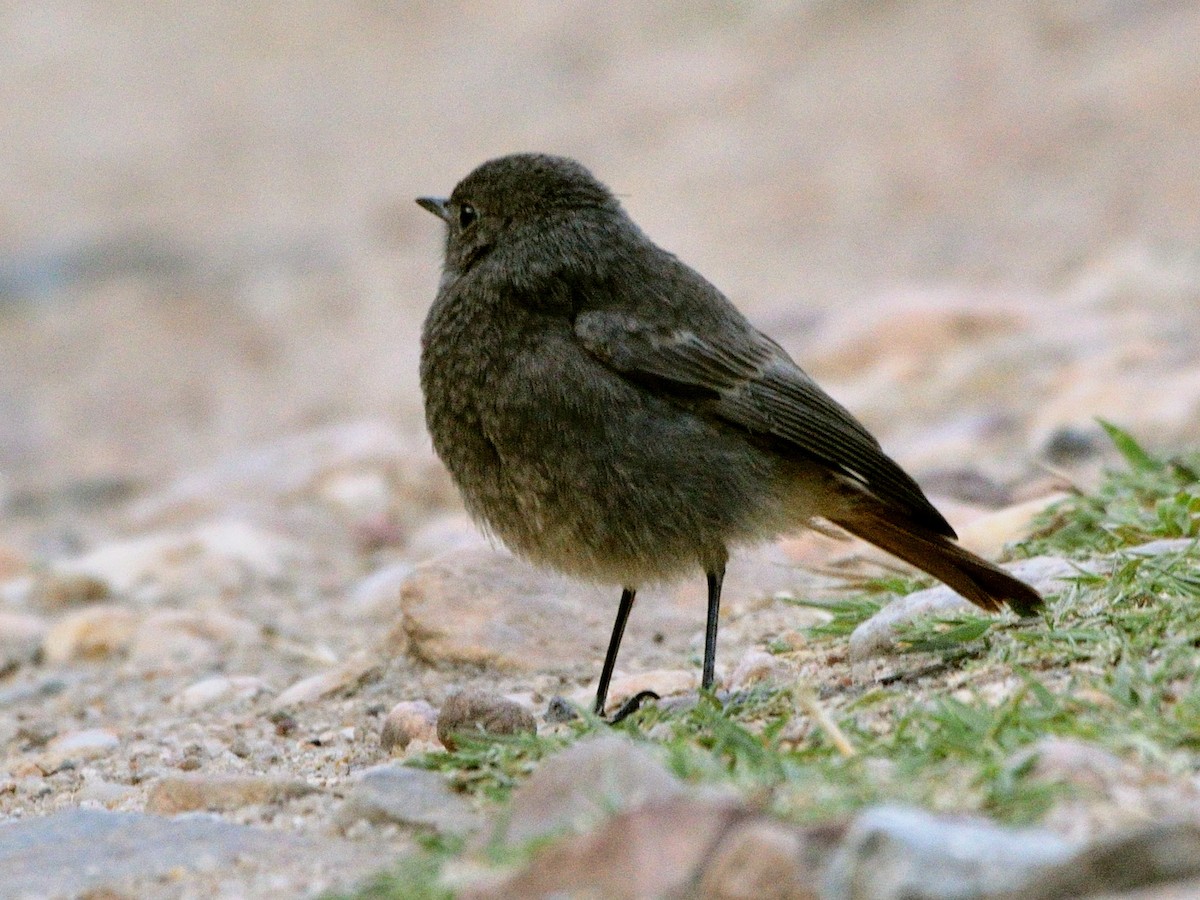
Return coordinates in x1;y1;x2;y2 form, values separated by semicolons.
0;808;304;897
336;764;480;834
822;804;1075;900
848;556;1095;660
497;734;684;846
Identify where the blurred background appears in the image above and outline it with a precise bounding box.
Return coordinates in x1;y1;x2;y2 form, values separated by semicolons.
2;0;1199;519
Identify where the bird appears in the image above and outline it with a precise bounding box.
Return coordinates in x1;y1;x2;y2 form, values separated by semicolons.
416;153;1042;718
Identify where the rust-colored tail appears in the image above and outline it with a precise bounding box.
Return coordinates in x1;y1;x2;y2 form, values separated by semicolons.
829;503;1043;616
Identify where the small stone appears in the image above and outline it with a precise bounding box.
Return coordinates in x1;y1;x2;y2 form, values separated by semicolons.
436;689;536;751
822;804;1075;900
38;728;120;770
726;650;788;692
544;695;579;723
176;675;270;710
145;774;318;814
273;650;380;708
336;765;479;834
379;700;438;752
76;776;137;808
43;606;138;663
498;734;683;846
41;533;182;599
696;819;819;900
33;571;111;606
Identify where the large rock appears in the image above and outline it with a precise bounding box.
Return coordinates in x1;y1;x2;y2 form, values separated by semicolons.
469;796;749;900
0;808;382;898
394;544;825;675
823;805;1075;900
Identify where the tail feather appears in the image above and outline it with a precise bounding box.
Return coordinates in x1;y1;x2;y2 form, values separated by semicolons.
829;503;1043;616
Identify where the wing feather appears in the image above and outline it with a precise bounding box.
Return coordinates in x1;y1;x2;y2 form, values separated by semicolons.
575;308;953;536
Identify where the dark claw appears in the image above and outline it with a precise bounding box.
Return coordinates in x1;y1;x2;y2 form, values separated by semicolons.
606;690;660;724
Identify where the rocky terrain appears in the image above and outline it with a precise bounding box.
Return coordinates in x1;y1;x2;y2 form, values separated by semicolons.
2;2;1200;897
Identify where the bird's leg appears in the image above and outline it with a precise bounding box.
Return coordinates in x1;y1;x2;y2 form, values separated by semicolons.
594;587;636;716
702;564;726;692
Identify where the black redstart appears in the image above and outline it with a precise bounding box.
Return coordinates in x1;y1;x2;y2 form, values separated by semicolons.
417;154;1042;717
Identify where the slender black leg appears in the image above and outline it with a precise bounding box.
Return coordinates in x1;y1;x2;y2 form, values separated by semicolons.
702;564;725;692
594;587;636;716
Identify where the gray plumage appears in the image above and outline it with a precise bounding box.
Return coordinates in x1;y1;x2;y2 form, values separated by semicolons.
418;153;1041;716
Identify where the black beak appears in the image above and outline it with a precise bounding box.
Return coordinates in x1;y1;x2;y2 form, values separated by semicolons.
416;197;452;223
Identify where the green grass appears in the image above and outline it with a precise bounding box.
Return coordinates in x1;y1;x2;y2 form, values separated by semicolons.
340;424;1200;898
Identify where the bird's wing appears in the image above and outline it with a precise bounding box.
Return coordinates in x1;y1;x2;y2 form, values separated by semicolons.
575;308;954;537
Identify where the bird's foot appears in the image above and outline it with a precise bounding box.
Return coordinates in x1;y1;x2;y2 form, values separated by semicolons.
605;690;661;725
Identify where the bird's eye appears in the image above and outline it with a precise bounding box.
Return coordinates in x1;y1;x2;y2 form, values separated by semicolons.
458;203;477;229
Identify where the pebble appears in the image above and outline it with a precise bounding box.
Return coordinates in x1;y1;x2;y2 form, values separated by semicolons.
436;689;536;751
403;513;492;561
335;765;480;834
146;774;318;814
498;734;683;846
39;533;182;600
176;675;271;710
272;650;380;708
379;699;438;752
36;728;120;771
43;606;138;662
77;775;138;808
